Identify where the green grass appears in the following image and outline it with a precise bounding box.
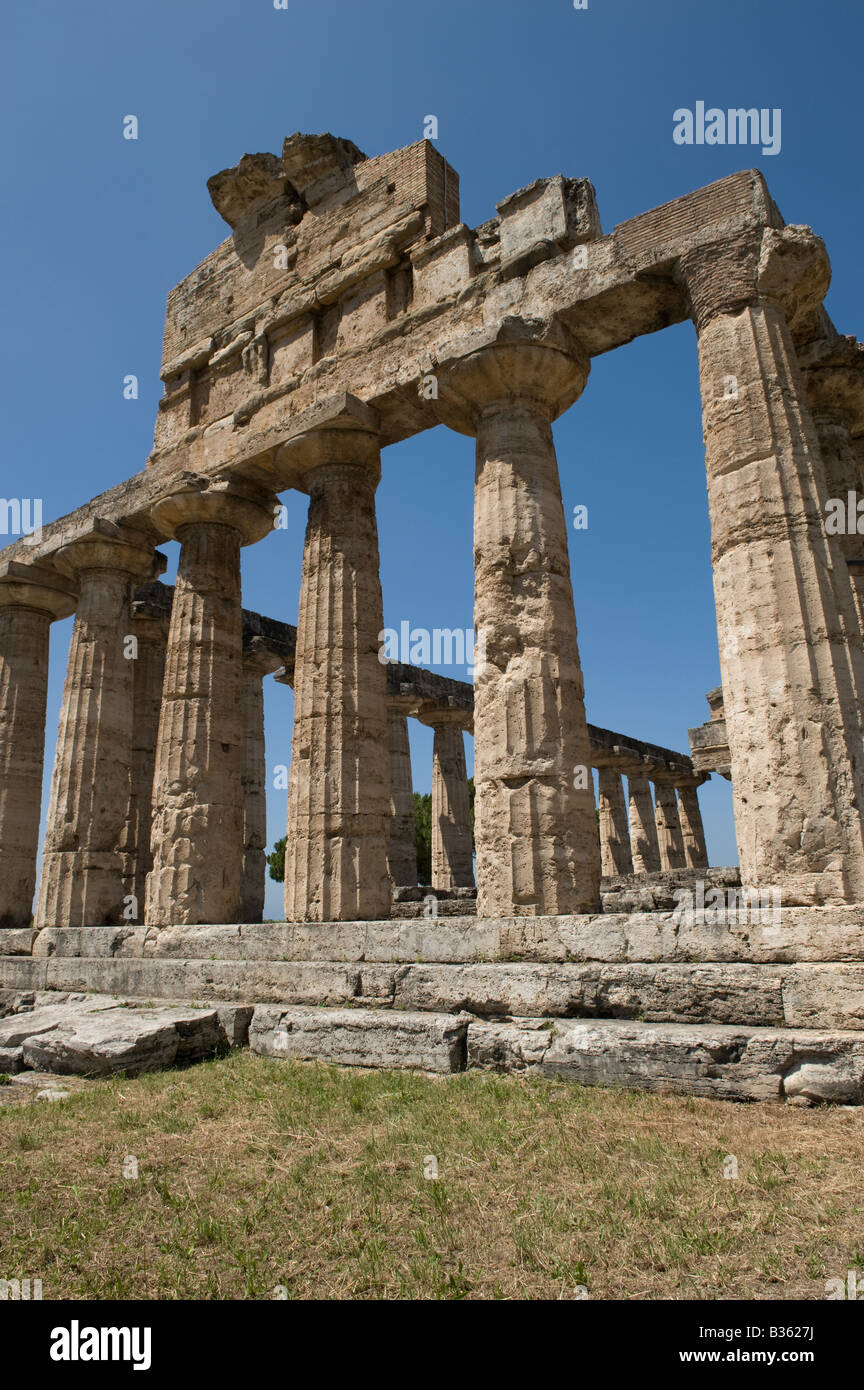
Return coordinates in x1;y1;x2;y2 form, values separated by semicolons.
1;1051;862;1300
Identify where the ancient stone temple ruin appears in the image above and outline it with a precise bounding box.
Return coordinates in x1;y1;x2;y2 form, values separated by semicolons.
2;133;864;1101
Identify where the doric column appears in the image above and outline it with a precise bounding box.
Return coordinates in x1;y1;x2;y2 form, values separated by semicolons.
596;762;633;877
437;318;601;917
626;767;661;875
121;585;171;921
422;708;474;890
0;563;77;929
680;226;864;903
676;776;709;870
240;638;282;924
386;699;418;888
799;341;864;669
653;779;686;871
277;411;390;921
146;480;276;927
35;524;165;929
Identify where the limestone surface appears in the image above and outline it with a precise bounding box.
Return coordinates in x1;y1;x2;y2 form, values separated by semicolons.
250;1004;469;1072
0;993;250;1076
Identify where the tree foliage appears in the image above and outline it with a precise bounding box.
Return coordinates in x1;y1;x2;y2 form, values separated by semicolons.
267;836;286;883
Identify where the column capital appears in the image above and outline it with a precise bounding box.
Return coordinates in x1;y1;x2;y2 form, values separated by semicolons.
798;335;864;436
610;752;653;779
434;314;589;436
242;635;285;678
415;700;472;731
0;559;78;620
54;519;166;584
678;225;830;334
277;432;380;493
151;476;277;545
651;763;695;787
271;394;381;491
131;581;172;641
673;771;710;791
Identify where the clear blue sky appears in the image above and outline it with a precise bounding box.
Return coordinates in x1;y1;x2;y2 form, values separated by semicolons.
3;0;861;917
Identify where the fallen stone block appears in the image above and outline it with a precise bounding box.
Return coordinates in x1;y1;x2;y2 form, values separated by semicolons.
0;995;243;1077
0;1045;24;1073
0;994;120;1047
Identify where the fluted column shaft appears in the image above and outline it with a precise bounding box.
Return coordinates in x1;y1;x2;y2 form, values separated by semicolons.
684;233;864;903
654;782;686;871
677;782;709;870
284;447;390;921
37;543;159;928
472;401;599;915
386;707;418;887
123;613;168;919
147;523;245;924
806;412;864;704
240;658;269;924
146;484;274;926
430;718;474;890
628;772;661;875
437;325;600;917
597;765;633;877
0;607;53;927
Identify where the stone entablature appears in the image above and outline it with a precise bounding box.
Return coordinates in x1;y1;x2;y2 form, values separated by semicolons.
0;164;802;571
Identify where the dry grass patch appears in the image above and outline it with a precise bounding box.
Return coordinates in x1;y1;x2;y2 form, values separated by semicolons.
1;1052;862;1300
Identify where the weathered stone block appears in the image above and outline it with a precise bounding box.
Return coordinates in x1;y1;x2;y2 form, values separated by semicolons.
250;1005;469;1073
469;1017;864;1104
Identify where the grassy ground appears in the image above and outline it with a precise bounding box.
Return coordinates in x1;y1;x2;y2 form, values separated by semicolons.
1;1053;862;1300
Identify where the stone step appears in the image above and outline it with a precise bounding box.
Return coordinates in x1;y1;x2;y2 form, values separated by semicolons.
2;953;864;1031
249;1004;864;1104
13;904;864;965
3;989;862;1104
468;1016;864;1105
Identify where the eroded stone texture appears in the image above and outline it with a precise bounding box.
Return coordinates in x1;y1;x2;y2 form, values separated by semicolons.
251;1004;468;1073
122;594;170;921
683;227;864;904
596;765;633;877
426;712;473;890
146;483;275;926
469;1017;864;1104
0;993;248;1076
241;642;281;924
654;781;686;872
677;779;709;870
36;528;163;930
281;422;390;921
386;703;418;887
798;335;864;688
438;319;601;917
0;569;76;929
627;771;661;875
